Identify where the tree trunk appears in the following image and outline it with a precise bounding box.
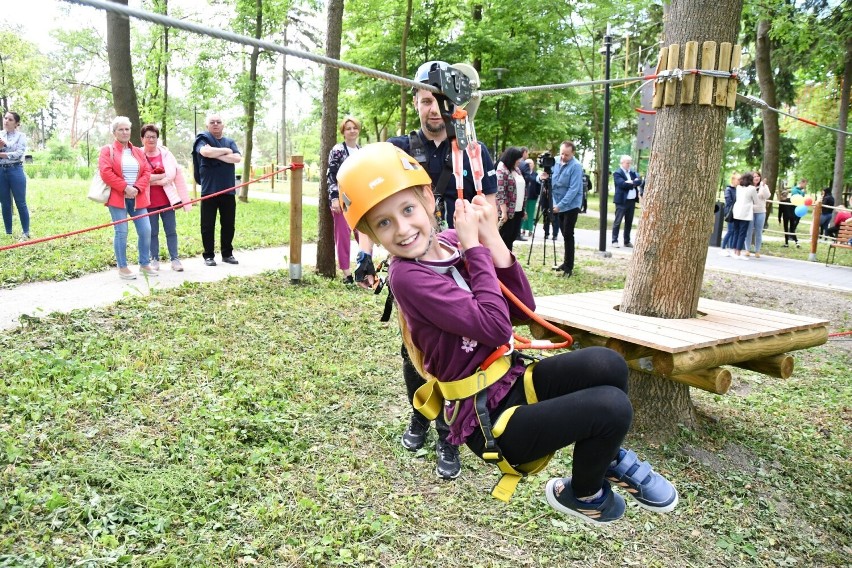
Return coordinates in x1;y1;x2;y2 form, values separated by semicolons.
239;0;263;203
831;36;851;207
620;0;744;439
162;0;169;145
756;20;780;207
281;25;288;168
399;0;413;134
317;0;344;278
106;0;141;144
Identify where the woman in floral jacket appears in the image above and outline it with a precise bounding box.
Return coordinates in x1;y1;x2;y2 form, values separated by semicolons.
495;146;526;251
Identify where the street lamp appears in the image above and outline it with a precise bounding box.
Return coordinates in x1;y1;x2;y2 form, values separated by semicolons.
492;67;508;155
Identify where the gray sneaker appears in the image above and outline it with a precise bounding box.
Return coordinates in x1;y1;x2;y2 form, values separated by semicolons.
401;412;429;451
435;437;461;480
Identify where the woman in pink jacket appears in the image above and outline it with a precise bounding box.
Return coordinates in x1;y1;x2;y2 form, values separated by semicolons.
98;116;154;280
141;124;192;272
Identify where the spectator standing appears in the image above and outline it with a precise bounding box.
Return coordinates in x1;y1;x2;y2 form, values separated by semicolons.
141;124;191;272
99;116;154;280
731;172;758;260
611;155;642;248
744;171;770;258
719;173;740;256
520;158;540;238
0;111;29;240
193;113;241;266
327;116;363;284
495;146;526;251
540;141;583;277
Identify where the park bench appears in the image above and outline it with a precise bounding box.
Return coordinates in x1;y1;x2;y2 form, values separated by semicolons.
825;219;852;266
528;290;828;394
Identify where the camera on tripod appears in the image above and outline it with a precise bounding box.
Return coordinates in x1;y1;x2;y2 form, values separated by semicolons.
538;152;555;171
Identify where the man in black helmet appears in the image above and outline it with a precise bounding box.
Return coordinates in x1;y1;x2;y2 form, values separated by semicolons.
387;61;499;481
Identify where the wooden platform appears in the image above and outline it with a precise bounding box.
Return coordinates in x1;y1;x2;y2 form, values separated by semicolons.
531;290;829;393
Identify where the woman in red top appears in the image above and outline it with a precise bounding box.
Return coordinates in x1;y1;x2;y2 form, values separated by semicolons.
141;124;192;272
98;116;153;280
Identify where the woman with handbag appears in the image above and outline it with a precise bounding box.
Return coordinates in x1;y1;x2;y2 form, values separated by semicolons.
0;111;30;241
495;146;526;252
98;116;155;280
141;124;192;272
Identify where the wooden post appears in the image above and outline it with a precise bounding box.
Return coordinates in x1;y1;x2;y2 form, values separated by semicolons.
271;162;275;191
626;361;732;394
733;353;794;379
652;47;668;109
715;42;732;107
652;327;827;376
698;41;717;105
809;201;822;261
289;155;304;283
680;41;699;104
663;43;680;107
726;45;741;109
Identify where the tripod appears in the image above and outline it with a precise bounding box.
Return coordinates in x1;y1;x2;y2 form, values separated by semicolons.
526;175;558;266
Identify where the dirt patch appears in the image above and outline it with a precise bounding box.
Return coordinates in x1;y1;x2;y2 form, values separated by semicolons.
682;442;759;475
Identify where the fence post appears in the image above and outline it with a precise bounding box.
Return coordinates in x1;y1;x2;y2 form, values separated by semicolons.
290;155;304;283
808;201;822;261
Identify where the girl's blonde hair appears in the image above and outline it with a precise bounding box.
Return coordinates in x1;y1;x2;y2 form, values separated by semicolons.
397;310;437;382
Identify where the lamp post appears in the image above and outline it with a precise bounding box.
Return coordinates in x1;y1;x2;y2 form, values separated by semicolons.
492;67;508;155
598;28;613;254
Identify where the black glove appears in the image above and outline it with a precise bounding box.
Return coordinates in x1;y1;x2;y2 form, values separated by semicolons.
354;251;376;284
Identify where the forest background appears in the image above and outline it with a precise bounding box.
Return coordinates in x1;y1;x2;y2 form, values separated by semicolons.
3;0;850;197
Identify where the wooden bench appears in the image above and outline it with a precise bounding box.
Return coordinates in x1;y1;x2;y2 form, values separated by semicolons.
825;219;852;266
529;290;829;394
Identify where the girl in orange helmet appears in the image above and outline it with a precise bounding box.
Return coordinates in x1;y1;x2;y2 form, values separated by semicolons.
338;142;677;525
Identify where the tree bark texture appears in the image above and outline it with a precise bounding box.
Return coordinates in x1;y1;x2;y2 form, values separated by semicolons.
106;0;141;144
756;20;780;201
621;0;744;437
239;0;263;202
316;0;344;278
831;36;851;207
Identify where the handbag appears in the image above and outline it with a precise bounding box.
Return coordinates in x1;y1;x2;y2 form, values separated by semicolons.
724;203;734;222
87;147;113;204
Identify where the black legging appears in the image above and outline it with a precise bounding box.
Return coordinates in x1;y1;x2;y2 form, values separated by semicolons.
465;347;632;497
402;344;450;436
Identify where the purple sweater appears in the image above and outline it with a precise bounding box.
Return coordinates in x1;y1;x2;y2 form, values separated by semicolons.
389;230;536;445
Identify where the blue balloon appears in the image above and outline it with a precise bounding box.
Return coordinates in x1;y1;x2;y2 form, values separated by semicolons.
794;205;808;217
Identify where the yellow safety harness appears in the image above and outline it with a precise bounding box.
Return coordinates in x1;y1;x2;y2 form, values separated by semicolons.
412;350;554;502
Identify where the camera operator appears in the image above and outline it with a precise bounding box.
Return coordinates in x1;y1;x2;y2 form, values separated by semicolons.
539;141;583;277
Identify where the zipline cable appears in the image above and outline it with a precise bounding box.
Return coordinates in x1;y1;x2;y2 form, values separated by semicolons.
65;0;847;137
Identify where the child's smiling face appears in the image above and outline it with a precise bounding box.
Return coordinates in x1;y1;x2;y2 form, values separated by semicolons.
364;187;439;260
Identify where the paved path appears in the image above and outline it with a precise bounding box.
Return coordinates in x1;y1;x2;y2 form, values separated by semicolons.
1;196;849;331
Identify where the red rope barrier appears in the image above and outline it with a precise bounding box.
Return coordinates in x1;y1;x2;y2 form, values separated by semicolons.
0;165;294;253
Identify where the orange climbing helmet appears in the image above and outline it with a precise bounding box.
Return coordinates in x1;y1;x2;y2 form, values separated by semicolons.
337;142;432;230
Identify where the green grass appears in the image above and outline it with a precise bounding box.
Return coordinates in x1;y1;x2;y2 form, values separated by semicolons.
0;259;849;566
0;179;319;288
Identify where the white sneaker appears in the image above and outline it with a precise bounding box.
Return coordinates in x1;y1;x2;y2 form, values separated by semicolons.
718;249;730;257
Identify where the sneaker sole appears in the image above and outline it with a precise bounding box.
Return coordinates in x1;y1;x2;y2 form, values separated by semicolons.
435;465;461;480
608;479;679;513
545;478;619;526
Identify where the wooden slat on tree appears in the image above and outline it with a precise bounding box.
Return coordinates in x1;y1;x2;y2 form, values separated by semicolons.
680;41;699;104
652;46;669;109
664;43;681;107
733;353;795;379
605;337;658;361
698;41;717;105
651;327;827;376
725;45;742;109
715;42;733;107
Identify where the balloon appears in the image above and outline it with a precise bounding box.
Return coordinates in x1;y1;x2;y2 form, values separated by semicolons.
794;205;808;217
804;197;813;206
791;195;805;206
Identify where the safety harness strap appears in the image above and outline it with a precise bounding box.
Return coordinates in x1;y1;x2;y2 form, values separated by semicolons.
412;354;512;420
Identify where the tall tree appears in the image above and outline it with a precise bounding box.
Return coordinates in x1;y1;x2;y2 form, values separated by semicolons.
755;19;780;203
317;0;345;278
106;0;142;143
238;0;264;202
831;35;851;206
620;0;744;437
